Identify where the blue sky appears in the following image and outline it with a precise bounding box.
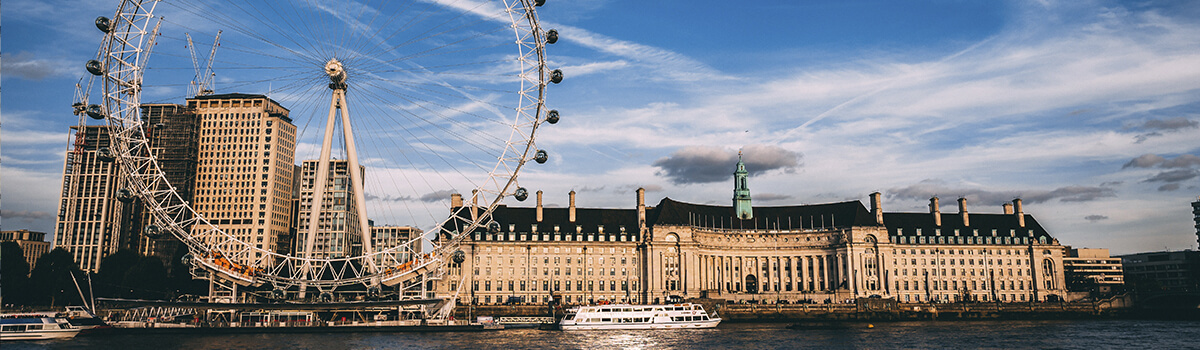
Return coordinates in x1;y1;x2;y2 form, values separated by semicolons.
3;0;1200;255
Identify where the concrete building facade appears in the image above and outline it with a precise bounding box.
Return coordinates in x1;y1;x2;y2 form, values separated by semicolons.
137;103;201;261
1;229;52;270
1063;248;1124;294
53;125;135;272
189;93;297;267
294;159;364;259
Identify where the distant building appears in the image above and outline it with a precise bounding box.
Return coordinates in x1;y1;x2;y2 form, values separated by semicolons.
188;93;297;267
137;103;201;261
1192;196;1199;248
53;125;136;273
1063;248;1124;294
1119;250;1200;294
294;159;364;259
0;229;51;271
371;225;423;267
439;163;1070;305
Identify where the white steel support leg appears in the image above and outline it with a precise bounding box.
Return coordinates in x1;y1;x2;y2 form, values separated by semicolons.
301;90;341;286
337;89;378;274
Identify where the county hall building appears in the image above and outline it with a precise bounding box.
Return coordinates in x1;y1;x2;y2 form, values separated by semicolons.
442;158;1068;305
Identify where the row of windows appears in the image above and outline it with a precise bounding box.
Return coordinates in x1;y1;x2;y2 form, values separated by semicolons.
472;279;637;292
894;235;1044;245
475;267;630;277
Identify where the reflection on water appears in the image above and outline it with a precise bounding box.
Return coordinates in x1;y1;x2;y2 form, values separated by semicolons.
7;320;1200;350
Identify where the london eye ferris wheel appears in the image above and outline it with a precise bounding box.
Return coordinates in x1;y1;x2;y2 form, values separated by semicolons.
77;0;561;296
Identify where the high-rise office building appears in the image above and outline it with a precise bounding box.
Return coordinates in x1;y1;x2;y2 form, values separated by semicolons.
54;125;135;272
137;103;201;260
189;93;296;267
294;159;364;259
371;225;423;267
1193;196;1199;248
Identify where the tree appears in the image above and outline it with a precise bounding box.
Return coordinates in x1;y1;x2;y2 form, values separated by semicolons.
28;248;84;306
123;256;169;300
1;242;31;306
96;249;140;298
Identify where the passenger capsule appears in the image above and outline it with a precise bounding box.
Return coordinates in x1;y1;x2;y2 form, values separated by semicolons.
319;292;333;302
545;110;559;124
116;188;134;202
86;60;105;76
534;150;548;164
86;104;105;120
271;288;286;299
95;16;112;33
514;187;529;201
144;225;162;238
488;221;501;234
452;250;466;264
546;29;559;44
181;253;194;266
97;147;115;162
535;0;546;6
550;69;563;84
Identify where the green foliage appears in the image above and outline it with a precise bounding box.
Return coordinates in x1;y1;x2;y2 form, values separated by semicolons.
97;249;141;297
28;248;84;306
1;241;31;305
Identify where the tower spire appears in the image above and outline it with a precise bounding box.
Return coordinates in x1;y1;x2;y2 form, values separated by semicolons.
733;151;753;220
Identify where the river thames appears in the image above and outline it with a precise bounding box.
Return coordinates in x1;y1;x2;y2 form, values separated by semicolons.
8;320;1200;349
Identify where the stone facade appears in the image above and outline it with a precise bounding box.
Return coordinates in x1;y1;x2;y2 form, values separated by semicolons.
189;93;297;267
1;229;51;271
440;186;1070;305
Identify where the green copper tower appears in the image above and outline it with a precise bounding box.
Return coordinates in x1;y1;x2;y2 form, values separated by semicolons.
733;152;753;220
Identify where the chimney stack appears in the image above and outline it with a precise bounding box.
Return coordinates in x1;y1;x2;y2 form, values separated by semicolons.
1003;203;1014;215
451;193;463;208
569;190;577;223
958;197;970;227
637;187;647;225
471;190;479;222
870;192;884;225
1013;198;1025;227
536;190;544;222
929;197;941;227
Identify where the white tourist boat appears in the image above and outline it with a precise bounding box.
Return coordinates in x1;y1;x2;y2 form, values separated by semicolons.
0;315;82;341
559;303;721;330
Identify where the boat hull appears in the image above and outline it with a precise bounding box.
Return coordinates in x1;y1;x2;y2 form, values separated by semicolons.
561;319;720;330
0;329;81;341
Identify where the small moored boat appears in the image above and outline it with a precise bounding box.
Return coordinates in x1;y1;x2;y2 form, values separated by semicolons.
0;316;82;341
559;303;720;330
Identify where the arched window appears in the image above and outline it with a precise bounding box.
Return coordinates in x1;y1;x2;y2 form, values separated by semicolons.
1042;258;1056;290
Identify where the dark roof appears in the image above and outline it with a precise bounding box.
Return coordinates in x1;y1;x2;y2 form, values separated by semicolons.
882;212;1053;240
649;197;880;229
189;92;268;100
448;205;640;240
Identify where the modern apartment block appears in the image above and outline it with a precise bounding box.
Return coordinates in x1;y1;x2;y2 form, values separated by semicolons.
371;224;423;267
137;103;201;260
53;125;134;272
1063;248;1124;294
294;159;364;259
189;93;296;267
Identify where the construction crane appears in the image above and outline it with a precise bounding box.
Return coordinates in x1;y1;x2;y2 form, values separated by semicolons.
186;31;222;97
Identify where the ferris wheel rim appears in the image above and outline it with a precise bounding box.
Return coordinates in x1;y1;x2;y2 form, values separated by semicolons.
94;0;552;289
